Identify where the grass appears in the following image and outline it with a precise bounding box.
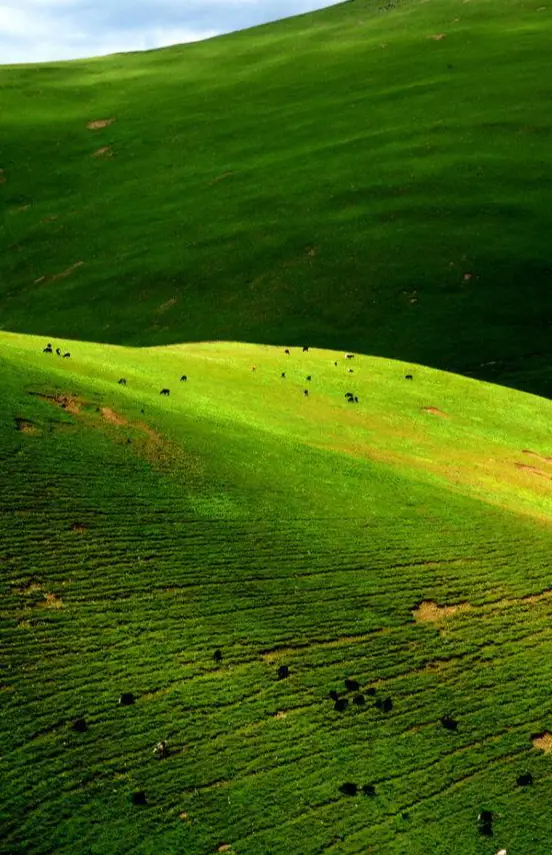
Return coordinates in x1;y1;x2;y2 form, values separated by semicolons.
1;0;552;396
2;330;552;854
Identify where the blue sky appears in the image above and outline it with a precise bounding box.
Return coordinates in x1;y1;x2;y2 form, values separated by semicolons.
0;0;343;64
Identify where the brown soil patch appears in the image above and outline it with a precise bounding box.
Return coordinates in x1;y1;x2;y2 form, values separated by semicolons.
14;581;42;594
157;296;178;313
51;261;84;282
532;731;552;753
179;812;189;821
515;463;551;480
217;846;232;853
209;171;234;185
92;146;113;158
0;169;6;184
87;118;115;130
273;710;287;719
100;407;127;427
71;522;89;533
33;393;82;414
413;600;471;623
522;449;552;464
14;417;40;434
136;422;161;443
422;407;449;419
40;592;64;609
429;33;447;40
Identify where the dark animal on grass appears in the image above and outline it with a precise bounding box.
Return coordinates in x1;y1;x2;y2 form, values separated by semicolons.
345;392;354;399
281;372;286;378
56;348;61;356
339;782;357;796
153;740;169;759
43;344;52;353
354;397;359;403
132;791;147;805
306;375;311;381
285;349;290;355
334;698;348;712
72;717;87;733
477;809;493;837
346;354;354;359
405;374;413;380
304;389;309;397
63;353;71;358
160;389;170;396
348;369;354;373
334;361;338;366
180;375;187;382
440;714;458;731
353;694;365;706
251;366;256;372
365;687;376;696
348;397;356;403
277;664;289;679
329;690;339;701
375;697;393;712
345;678;360;692
362;784;376;796
303;346;309;352
119;692;135;706
214;649;223;663
118;378;127;385
517;772;533;786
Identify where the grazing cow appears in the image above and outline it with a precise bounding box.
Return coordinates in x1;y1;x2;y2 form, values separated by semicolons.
180;375;187;382
160;389;170;396
334;698;348;712
517;772;533;787
119;692;135;706
132;791;147;805
329;690;339;701
334;362;338;366
478;811;493;835
251;366;256;372
346;354;354;359
348;369;354;373
306;375;311;381
440;714;458;731
43;344;52;353
285;349;290;355
339;782;357;796
304;389;309;397
214;649;223;663
118;378;127;385
56;348;61;356
153;740;169;759
362;784;376;797
365;687;376;696
344;678;360;692
63;353;70;358
478;811;493;824
348;397;356;404
345;392;354;399
277;664;289;679
72;717;87;733
303;346;309;352
405;374;413;380
354;397;359;403
375;697;393;712
281;372;286;378
353;694;365;706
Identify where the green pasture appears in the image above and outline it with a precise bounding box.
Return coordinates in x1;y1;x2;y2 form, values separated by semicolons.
1;0;552;396
2;331;552;854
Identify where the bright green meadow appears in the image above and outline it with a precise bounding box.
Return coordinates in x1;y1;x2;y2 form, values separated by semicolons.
1;0;552;853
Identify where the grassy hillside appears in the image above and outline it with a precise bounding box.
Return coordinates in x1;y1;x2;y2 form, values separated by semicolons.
2;331;552;854
1;0;552;396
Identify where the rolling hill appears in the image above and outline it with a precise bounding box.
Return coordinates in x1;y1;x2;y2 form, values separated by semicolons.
1;0;552;397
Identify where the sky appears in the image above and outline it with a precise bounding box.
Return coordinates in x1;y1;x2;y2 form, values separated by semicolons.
0;0;343;65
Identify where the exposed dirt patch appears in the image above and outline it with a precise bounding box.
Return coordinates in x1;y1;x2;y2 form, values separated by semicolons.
136;422;162;443
422;407;449;419
273;710;287;719
217;846;232;853
413;600;471;623
87;118;115;130
35;393;83;415
429;33;447;40
179;812;190;822
92;146;113;158
532;731;552;753
0;168;6;184
515;463;551;480
101;407;127;427
522;449;552;464
51;261;84;282
71;522;89;533
209;171;234;185
157;296;179;313
14;581;42;594
39;592;64;609
14;417;40;434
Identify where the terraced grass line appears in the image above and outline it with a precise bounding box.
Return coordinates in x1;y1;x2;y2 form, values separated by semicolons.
1;0;552;397
1;331;552;853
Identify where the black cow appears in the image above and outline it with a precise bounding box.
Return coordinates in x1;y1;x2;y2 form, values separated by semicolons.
118;378;127;385
346;354;355;359
285;349;290;355
354;397;359;403
277;664;289;680
63;353;71;358
477;811;493;837
375;697;393;712
132;791;147;805
344;678;360;692
345;392;354;399
334;698;348;712
365;687;376;696
306;375;311;381
72;717;87;733
353;694;365;706
362;784;376;797
56;348;61;356
517;772;533;787
334;362;338;366
160;389;170;396
304;389;309;397
329;690;339;701
339;782;357;796
43;344;52;353
348;369;354;373
303;346;309;352
440;715;458;731
180;375;187;381
405;374;413;380
153;740;169;759
214;649;223;663
348;397;356;404
281;372;286;378
119;692;135;706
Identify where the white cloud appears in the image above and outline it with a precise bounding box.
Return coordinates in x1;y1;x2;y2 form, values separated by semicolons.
0;0;342;65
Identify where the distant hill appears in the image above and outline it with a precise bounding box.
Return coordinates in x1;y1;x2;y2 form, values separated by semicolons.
1;0;551;396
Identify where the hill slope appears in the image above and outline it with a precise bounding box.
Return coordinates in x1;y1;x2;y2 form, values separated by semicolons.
2;332;552;854
1;0;552;396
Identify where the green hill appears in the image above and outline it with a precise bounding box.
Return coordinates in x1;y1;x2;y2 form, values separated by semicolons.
2;331;552;854
1;0;552;396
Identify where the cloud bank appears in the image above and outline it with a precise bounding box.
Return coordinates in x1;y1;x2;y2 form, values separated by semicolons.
0;0;343;64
